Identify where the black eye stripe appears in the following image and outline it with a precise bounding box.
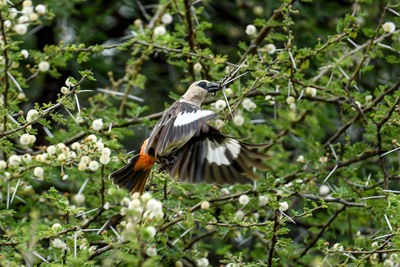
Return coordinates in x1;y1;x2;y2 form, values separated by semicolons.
198;82;207;89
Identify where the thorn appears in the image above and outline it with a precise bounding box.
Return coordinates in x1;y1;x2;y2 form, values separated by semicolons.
97;88;144;102
78;178;89;195
10;179;21;205
222;87;233;120
384;214;393;232
75;94;81;115
64;107;80;126
7;71;24;93
323;164;338;183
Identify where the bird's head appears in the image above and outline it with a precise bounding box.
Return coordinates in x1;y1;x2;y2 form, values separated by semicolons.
189;80;220;93
181;80;221;106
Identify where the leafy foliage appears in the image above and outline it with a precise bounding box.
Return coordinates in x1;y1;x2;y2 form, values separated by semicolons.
0;0;400;266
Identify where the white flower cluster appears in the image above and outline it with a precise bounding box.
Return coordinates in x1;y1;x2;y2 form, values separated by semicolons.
242;98;256;111
121;192;164;224
51;238;68;250
11;1;47;35
0;135;115;179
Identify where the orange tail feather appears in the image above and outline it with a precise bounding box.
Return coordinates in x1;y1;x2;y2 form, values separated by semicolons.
109;152;156;194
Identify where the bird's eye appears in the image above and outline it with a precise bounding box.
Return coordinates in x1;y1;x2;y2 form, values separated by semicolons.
198;82;207;89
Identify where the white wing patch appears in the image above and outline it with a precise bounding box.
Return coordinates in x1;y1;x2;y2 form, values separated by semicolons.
206;138;241;166
174;110;214;127
224;138;241;158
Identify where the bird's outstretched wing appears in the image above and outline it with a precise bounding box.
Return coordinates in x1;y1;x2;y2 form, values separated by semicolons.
166;126;269;184
145;102;217;157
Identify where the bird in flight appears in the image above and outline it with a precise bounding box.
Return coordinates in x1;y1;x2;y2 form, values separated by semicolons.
109;80;268;194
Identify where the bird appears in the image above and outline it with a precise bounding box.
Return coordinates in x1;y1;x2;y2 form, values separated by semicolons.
109;80;269;194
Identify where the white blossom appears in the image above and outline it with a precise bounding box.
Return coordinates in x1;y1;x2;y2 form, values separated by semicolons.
102;147;111;156
38;61;50;72
319;185;330;196
201;201;210;210
279;201;289;212
290;103;296;110
242;98;256;111
193;62;202;72
235;210;245;220
197;258;209;267
264;43;276;54
4;20;11;28
26;109;38;122
95;141;104;150
365;95;373;103
51;238;68;250
332;243;344;251
215;99;226;111
80;156;90;164
305;87;317;97
319;156;328;164
286;96;295;104
146;198;164;218
100;154;110;165
74;193;85;204
128;199;141;210
233;115;244;126
215;119;224;129
20;133;35;145
224;88;233;96
92;119;103;131
56;143;66;151
21;49;29;59
154;25;166;36
104;202;110;210
245;24;256;35
51;223;62;231
29;13;38;21
22;0;32;7
141;192;152;201
67;151;76;159
382;22;396;33
17;93;25;100
18;15;29;24
57;154;66;161
22;153;31;162
22;6;33;14
65;78;74;87
47;145;56;155
296;155;304;163
258;195;268;206
86;134;97;142
34;167;44;178
71;142;80;150
60;86;69;94
239;194;249;206
0;160;6;169
35;4;46;15
161;13;173;24
146;246;157;257
146;226;157;238
9;155;21;166
384;259;394;267
221;187;230;194
89;160;99;171
77;162;86;171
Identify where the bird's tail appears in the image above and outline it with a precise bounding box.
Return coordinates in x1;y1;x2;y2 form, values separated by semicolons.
109;145;156;194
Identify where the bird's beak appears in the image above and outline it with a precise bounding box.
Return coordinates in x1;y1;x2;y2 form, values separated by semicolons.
207;83;220;93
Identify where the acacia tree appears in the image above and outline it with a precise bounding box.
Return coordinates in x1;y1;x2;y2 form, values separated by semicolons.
0;0;399;266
